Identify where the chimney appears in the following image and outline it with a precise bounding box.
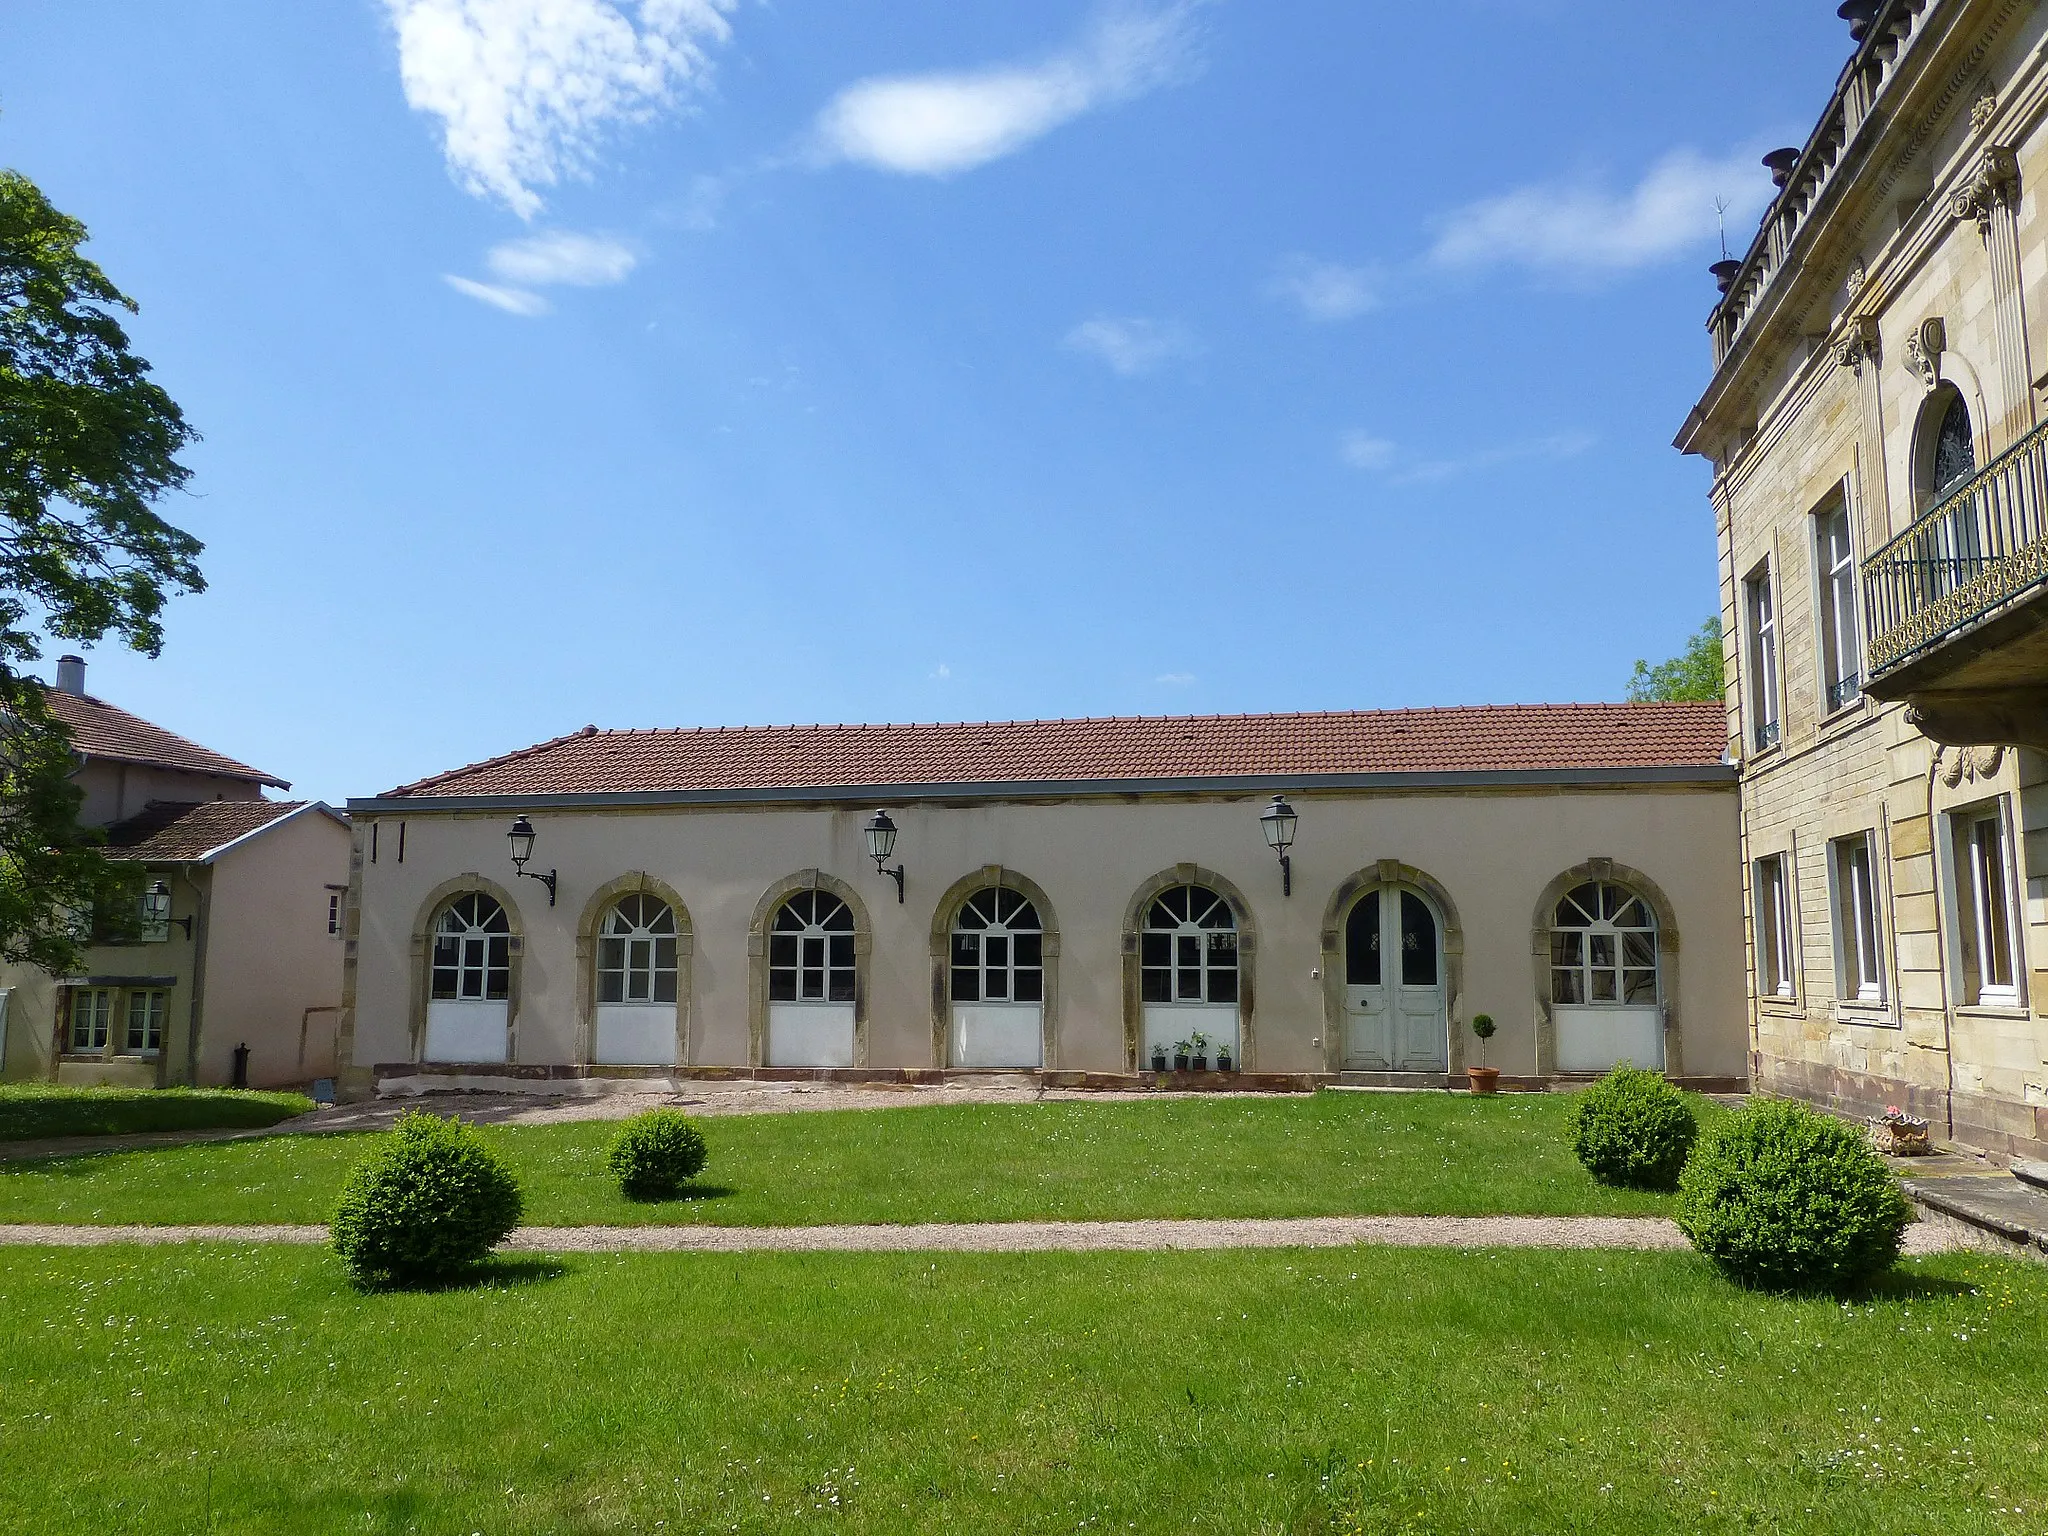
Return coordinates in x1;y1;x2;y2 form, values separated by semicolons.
1762;148;1802;189
54;655;86;697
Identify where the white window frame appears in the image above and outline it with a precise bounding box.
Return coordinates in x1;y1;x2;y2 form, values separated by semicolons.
1753;853;1795;1001
430;894;511;1002
1744;562;1781;752
1139;885;1240;1006
1814;500;1862;715
949;888;1045;1005
327;891;343;937
1828;832;1884;1006
121;989;167;1057
768;890;857;1004
598;895;679;1006
1948;800;2025;1009
66;986;114;1053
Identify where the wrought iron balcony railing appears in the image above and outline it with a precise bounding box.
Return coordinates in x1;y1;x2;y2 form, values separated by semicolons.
1863;415;2048;677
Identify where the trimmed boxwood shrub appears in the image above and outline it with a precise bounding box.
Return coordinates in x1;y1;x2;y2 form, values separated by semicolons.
1677;1096;1912;1293
330;1112;522;1288
1568;1064;1697;1190
606;1109;708;1201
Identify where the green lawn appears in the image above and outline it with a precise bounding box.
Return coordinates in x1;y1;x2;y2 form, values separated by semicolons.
0;1243;2038;1534
0;1084;312;1141
0;1091;1698;1226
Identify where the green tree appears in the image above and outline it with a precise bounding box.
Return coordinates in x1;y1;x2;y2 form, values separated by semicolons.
0;169;203;971
1626;616;1723;704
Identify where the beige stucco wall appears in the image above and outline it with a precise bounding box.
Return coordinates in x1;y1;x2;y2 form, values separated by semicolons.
196;810;350;1088
73;760;265;829
346;784;1745;1081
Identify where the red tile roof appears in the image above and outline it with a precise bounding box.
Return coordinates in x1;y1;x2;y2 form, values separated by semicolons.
106;800;310;861
381;703;1729;800
44;688;288;788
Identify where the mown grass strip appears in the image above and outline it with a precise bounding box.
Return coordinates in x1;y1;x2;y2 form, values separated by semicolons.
0;1084;313;1141
0;1091;1696;1226
0;1243;2036;1534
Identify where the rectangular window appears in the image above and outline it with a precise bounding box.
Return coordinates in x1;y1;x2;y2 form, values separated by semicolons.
67;987;113;1053
1815;502;1861;712
1829;833;1883;1004
122;990;167;1056
327;892;343;936
1952;804;2021;1007
1753;854;1794;1000
1745;565;1781;751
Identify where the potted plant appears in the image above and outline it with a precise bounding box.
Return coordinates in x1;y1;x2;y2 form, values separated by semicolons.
1150;1043;1169;1073
1869;1104;1932;1156
1173;1039;1192;1071
1190;1032;1211;1071
1466;1014;1500;1094
1217;1043;1234;1073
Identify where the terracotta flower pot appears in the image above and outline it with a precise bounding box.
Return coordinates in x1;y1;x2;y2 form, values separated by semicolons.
1466;1066;1501;1095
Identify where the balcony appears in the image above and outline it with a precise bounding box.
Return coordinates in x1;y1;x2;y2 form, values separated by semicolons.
1862;416;2048;747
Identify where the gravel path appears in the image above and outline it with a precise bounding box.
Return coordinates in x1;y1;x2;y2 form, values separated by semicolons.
0;1216;1971;1255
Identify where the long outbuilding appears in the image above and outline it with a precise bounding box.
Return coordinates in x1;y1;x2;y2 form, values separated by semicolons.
338;702;1744;1096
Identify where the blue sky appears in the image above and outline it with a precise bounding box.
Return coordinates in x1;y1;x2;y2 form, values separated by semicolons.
0;0;1849;804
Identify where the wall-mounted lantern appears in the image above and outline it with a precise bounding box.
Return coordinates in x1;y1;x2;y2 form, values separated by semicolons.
507;814;557;906
1260;794;1298;897
142;879;192;939
864;809;905;904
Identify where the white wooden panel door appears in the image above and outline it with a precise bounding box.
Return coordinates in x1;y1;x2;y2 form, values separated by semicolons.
952;1004;1043;1069
595;1006;677;1066
768;1003;855;1067
1343;888;1447;1071
1554;1006;1663;1073
424;1001;510;1064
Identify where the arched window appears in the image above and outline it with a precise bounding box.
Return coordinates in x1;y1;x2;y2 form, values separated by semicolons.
950;888;1043;1003
770;889;856;1003
431;893;510;1002
598;894;678;1005
1930;391;1975;498
1140;885;1238;1005
1551;882;1658;1006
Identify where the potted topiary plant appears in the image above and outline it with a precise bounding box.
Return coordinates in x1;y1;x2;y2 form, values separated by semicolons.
1190;1032;1211;1071
1467;1014;1499;1094
1173;1039;1192;1071
1151;1043;1169;1073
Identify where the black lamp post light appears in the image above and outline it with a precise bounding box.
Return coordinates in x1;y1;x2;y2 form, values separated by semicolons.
507;814;557;906
1260;794;1298;897
144;879;193;938
864;809;905;904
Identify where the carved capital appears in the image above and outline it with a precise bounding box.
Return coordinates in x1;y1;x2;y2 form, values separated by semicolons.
1903;317;1945;393
1951;146;2020;231
1834;316;1881;375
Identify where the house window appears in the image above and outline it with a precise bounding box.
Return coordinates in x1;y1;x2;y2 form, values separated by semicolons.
1753;854;1795;1000
768;890;856;1003
1550;882;1659;1006
122;990;167;1056
1744;565;1780;751
430;894;511;1002
1815;502;1861;712
67;987;113;1052
1139;885;1239;1005
598;895;678;1004
1951;804;2021;1007
327;892;343;936
1829;833;1883;1004
950;888;1044;1004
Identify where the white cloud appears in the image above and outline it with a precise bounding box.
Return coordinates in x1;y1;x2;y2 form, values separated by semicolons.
1338;431;1395;470
1341;430;1595;484
930;663;952;681
1155;672;1195;685
1428;147;1773;274
1063;316;1197;376
814;3;1204;176
1268;255;1378;321
384;0;736;217
487;230;639;285
443;274;551;315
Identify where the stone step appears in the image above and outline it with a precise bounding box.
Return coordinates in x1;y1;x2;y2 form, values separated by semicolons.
2013;1159;2048;1193
1902;1174;2048;1260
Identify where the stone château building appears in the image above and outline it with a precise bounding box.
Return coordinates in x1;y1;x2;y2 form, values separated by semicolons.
1676;0;2048;1159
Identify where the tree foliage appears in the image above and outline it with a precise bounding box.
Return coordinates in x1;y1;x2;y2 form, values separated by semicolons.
0;168;202;970
1626;616;1723;704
